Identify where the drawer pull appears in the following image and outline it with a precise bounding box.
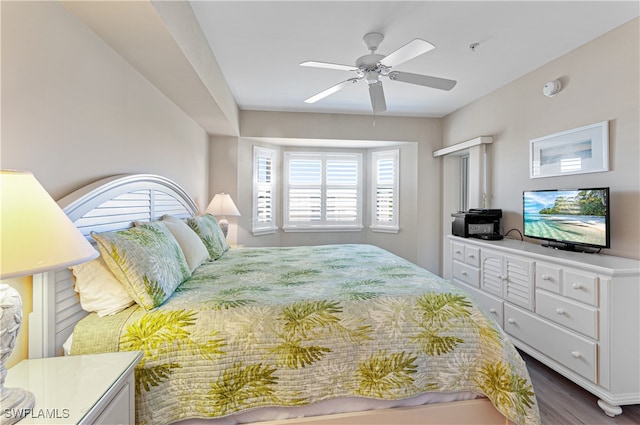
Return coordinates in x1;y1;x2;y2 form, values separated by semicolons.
542;274;551;281
467;253;475;258
455;250;462;254
555;308;565;315
571;351;581;359
572;283;583;290
489;308;496;313
507;318;516;324
461;271;468;276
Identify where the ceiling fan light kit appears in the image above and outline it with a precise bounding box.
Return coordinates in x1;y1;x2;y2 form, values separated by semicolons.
301;32;457;113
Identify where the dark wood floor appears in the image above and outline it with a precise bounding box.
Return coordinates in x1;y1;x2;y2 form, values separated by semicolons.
521;351;640;425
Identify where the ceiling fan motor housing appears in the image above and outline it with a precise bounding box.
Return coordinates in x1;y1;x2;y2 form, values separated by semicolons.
356;53;385;71
362;32;384;52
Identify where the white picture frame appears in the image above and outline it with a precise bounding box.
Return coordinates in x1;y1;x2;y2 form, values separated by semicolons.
530;121;609;178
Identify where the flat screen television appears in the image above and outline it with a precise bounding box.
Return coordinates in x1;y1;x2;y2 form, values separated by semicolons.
523;187;610;252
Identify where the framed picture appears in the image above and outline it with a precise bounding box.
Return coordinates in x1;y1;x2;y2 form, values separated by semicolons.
530;121;609;178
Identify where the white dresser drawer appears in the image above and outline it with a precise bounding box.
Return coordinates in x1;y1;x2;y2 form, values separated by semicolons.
460;283;504;327
536;290;598;339
563;269;598;306
452;242;480;267
504;304;597;383
453;261;480;287
452;242;466;263
536;262;561;293
463;245;480;267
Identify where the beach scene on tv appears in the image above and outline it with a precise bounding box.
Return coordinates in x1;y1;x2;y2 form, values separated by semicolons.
524;189;608;247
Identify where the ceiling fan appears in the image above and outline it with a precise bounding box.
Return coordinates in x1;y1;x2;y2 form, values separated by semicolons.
301;32;457;113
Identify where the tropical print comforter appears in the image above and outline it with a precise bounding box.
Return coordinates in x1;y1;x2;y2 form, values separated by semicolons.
71;244;540;425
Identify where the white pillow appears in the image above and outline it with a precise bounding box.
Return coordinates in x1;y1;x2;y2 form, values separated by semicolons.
71;257;135;317
161;215;210;272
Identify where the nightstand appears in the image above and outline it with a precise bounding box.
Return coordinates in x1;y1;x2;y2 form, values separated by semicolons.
4;351;142;424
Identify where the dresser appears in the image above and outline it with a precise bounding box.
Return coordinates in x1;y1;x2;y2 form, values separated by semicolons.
4;351;142;424
448;235;640;417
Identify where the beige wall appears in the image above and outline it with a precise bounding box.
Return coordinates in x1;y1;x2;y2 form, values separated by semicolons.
441;18;640;266
1;1;209;203
1;1;210;364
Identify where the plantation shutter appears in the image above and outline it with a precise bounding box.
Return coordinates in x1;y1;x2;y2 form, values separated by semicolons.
252;147;277;235
371;150;399;232
284;152;362;231
326;157;359;222
288;158;322;223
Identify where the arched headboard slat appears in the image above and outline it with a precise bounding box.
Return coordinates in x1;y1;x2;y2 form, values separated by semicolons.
29;174;199;358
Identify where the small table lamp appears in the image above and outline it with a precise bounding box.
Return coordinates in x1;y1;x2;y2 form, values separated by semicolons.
0;170;99;425
205;193;240;237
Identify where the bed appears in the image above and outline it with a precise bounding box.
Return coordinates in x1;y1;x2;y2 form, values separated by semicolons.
29;174;540;425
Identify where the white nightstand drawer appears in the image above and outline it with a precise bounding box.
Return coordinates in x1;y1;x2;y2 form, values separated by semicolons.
536;290;598;339
563;270;598;306
536;263;561;293
504;304;597;383
453;261;480;287
94;373;134;424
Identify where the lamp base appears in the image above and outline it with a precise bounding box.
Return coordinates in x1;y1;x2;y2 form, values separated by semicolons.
218;218;229;237
1;387;35;425
0;284;35;424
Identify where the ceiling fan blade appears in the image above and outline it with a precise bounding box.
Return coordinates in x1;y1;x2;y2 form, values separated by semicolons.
379;38;435;68
389;71;457;91
369;81;387;113
304;78;359;103
300;61;358;72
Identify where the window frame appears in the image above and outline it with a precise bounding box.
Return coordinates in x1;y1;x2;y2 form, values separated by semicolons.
252;146;278;235
370;149;400;233
283;151;363;232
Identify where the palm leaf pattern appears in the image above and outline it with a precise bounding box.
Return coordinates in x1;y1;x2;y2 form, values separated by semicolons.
72;244;539;425
203;362;280;416
278;300;341;339
270;337;331;369
409;293;473;355
477;361;536;423
136;363;180;394
121;309;225;378
415;293;473;327
356;350;418;397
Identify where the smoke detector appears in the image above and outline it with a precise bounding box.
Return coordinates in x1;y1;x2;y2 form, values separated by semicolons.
543;80;562;97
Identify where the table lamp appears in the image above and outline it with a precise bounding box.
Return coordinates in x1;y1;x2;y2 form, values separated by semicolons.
205;193;240;237
0;170;99;425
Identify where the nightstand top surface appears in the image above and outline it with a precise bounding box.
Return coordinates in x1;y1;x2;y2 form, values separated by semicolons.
5;351;142;424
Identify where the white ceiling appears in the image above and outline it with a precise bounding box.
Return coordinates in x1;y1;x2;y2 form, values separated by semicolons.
190;1;638;118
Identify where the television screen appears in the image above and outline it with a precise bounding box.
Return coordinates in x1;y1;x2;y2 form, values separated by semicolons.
523;187;610;250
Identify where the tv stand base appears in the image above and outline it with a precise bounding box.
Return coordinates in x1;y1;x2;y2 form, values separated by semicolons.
541;240;599;253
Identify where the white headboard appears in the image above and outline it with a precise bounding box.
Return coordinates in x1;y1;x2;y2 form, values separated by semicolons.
29;174;198;358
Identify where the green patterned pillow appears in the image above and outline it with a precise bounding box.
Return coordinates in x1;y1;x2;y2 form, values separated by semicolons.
186;214;229;260
91;221;190;311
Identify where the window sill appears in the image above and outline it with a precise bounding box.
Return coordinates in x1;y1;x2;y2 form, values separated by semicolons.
370;226;399;234
252;227;278;236
283;225;363;233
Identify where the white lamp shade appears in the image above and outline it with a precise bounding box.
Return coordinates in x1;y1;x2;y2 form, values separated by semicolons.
0;170;99;279
205;193;240;217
